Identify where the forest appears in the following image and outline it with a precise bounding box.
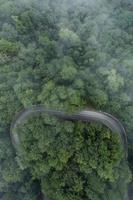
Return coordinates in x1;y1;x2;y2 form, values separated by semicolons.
0;0;132;199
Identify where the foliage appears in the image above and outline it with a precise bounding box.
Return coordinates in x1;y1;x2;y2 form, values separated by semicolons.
16;114;129;200
0;0;132;199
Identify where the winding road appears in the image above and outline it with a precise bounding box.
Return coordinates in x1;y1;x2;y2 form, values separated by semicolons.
10;105;128;157
10;105;128;200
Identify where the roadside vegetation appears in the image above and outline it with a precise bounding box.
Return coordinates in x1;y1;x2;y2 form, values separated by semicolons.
0;0;132;199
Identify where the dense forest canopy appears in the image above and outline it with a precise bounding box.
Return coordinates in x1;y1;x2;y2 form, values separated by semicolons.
0;0;132;199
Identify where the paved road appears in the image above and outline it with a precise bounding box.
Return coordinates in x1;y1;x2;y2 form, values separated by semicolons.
10;105;128;157
10;106;128;200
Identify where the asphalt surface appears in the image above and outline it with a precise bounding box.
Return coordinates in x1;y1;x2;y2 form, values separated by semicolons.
10;105;128;157
10;106;128;200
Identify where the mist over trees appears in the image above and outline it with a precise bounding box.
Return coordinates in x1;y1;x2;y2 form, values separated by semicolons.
0;0;132;199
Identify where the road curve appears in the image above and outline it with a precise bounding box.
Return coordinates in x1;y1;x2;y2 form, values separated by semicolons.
10;105;128;158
